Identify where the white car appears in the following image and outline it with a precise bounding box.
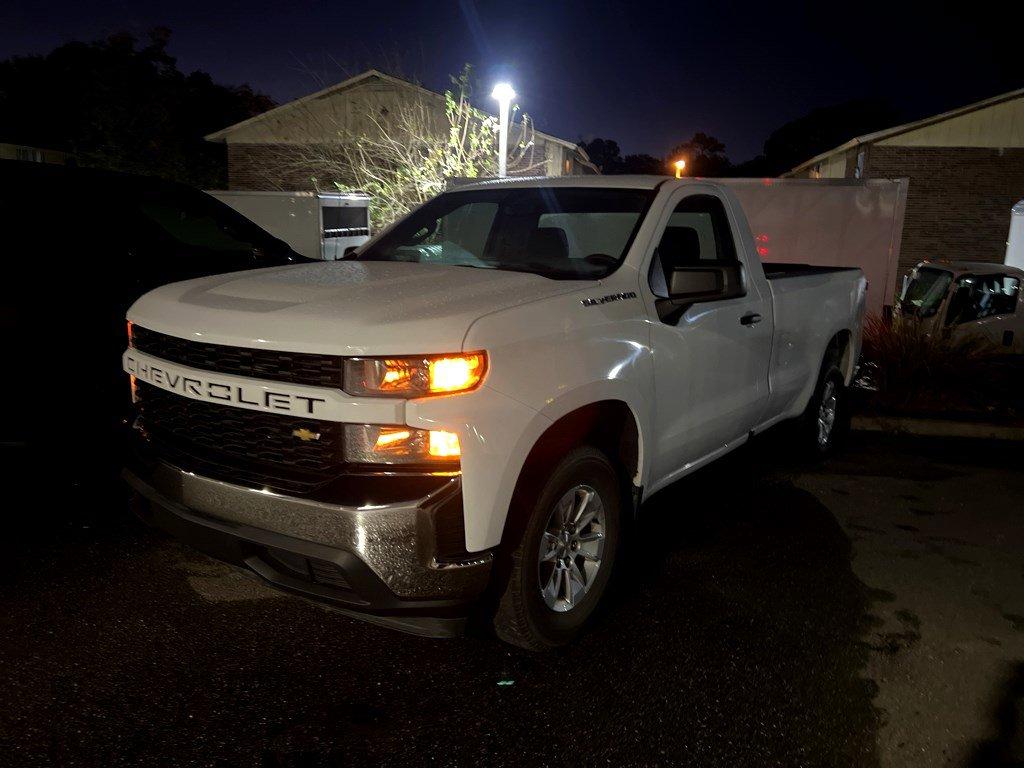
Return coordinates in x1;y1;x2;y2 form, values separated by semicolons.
122;176;867;649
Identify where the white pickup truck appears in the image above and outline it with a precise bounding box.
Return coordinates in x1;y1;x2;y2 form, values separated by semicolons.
122;176;867;649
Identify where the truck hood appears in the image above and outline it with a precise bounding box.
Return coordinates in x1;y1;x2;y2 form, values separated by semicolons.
126;260;592;355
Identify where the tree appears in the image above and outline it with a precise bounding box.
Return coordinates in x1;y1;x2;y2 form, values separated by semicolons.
726;154;772;177
619;153;665;174
265;66;544;229
579;140;667;175
668;132;732;177
759;99;899;176
0;29;274;187
579;137;623;173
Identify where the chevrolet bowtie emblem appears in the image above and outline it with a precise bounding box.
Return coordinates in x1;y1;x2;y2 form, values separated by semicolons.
292;428;321;442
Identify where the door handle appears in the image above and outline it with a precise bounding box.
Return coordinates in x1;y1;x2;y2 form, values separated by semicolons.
740;312;763;326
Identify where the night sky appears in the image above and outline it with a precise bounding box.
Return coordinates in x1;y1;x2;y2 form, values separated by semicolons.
1;0;1020;161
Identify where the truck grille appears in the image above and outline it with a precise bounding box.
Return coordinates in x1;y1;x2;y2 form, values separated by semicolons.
135;382;343;493
130;325;344;389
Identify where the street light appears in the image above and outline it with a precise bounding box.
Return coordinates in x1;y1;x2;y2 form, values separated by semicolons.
674;159;686;178
491;82;516;177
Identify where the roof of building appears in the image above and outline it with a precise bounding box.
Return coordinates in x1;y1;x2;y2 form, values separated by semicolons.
788;86;1024;175
205;68;587;154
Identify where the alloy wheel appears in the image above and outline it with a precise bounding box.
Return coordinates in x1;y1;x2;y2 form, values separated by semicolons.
817;379;838;449
537;484;606;612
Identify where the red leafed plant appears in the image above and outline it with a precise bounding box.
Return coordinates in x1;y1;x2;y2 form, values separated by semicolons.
859;314;1017;415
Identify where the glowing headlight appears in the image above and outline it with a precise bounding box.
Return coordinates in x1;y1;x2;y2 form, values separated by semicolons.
344;352;486;397
344;425;461;465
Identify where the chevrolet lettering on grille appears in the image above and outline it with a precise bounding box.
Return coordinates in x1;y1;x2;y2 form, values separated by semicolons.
124;350;329;417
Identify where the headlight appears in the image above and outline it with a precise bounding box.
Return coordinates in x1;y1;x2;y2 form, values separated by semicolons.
344;424;461;465
343;352;486;397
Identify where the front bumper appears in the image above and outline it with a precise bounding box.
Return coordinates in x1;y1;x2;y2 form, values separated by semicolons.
123;458;493;638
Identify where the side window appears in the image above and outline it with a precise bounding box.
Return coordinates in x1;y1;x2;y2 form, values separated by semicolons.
322;206;369;238
649;194;738;297
945;274;1021;326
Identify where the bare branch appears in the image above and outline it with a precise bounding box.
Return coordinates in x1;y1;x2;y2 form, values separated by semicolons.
257;65;545;229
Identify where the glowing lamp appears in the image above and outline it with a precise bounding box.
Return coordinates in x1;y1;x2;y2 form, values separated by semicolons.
490;83;516;103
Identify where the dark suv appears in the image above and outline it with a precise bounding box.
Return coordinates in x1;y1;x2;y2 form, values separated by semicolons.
0;160;309;498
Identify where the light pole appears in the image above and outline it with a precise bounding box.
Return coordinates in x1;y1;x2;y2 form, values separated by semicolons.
491;82;515;177
674;159;687;178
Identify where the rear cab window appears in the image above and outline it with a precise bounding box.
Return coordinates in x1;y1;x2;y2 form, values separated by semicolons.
649;194;738;297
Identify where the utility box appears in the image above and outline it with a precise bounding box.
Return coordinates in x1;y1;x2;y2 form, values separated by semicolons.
719;178;908;318
1006;200;1024;272
207;191;371;260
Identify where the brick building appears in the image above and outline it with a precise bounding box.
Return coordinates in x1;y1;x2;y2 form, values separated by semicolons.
785;88;1024;281
206;69;596;192
0;142;71;164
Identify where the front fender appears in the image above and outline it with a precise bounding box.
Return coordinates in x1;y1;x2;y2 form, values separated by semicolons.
406;377;652;553
409;276;655;552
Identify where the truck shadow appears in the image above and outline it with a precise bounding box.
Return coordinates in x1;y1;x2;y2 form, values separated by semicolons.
583;433;881;763
970;661;1024;766
0;431;883;766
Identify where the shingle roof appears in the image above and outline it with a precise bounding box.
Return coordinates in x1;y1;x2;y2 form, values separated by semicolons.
204;69;585;153
788;87;1024;175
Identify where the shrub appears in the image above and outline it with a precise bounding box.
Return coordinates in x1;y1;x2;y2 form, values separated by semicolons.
859;314;1011;414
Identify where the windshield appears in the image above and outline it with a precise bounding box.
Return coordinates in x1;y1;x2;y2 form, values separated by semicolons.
130;185;308;266
356;187;654;279
901;267;953;317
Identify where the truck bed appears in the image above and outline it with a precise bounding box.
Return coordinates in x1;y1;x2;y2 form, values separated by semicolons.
762;263;861;280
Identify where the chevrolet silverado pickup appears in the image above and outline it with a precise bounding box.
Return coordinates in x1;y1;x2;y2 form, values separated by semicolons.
122;176;867;650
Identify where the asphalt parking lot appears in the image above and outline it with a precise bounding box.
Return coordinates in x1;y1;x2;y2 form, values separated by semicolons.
2;431;1022;766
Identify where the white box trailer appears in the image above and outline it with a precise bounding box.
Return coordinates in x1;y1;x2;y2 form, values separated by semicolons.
1006;199;1024;271
207;190;371;261
720;178;908;318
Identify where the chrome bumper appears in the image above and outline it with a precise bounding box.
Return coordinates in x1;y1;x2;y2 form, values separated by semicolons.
123;460;493;637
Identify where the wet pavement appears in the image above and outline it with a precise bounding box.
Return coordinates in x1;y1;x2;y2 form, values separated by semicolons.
1;432;1022;765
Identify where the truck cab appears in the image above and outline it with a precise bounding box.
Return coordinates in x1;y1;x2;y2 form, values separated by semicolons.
898;261;1024;353
122;176;867;649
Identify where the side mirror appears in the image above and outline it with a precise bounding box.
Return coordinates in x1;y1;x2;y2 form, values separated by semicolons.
667;264;745;303
657;264;745;324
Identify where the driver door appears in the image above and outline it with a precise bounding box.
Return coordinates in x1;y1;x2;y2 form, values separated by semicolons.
646;191;773;487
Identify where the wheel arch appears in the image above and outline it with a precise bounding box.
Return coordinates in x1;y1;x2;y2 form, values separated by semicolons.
825;328;855;383
498;396;644;552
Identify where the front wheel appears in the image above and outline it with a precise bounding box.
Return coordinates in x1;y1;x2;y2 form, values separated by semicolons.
492;446;621;651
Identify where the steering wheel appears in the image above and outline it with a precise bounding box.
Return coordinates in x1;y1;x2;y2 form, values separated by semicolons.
583;253;618;269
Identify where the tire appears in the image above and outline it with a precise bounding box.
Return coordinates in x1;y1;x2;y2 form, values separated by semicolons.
492;446;621;651
799;362;849;457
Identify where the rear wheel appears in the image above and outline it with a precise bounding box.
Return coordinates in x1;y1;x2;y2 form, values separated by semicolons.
799;364;848;456
493;446;620;651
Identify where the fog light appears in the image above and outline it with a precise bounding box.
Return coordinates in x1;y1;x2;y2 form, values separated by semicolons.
344;425;461;465
374;428;412;450
428;430;461;457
